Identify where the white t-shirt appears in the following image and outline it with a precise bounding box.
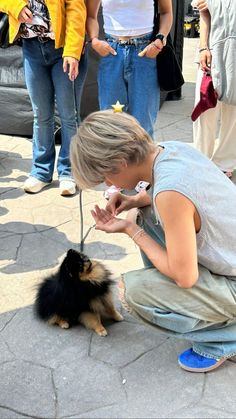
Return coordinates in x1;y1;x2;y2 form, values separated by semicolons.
102;0;154;37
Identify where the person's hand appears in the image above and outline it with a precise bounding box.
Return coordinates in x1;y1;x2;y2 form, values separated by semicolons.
63;57;79;81
91;205;131;234
194;0;208;11
138;40;162;58
91;38;117;57
199;49;212;71
18;6;33;23
105;192;136;216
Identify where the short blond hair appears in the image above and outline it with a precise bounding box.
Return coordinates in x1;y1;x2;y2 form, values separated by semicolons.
70;110;154;189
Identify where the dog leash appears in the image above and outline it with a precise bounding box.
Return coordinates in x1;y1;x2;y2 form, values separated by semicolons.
72;76;95;252
79;190;95;252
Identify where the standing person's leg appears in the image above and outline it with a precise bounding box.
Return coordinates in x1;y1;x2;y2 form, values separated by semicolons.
73;50;88;126
128;38;160;138
98;39;128;198
212;102;236;175
193;68;220;158
52;46;86;195
98;39;128;110
22;38;55;193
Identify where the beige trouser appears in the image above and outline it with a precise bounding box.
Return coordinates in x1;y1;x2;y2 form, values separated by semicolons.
193;68;236;172
123;207;236;360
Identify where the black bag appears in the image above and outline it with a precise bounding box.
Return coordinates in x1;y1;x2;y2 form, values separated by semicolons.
152;3;185;92
0;12;10;48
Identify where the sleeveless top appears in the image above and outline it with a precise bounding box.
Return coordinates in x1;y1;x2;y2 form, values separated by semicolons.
101;0;154;37
19;0;55;40
152;141;236;277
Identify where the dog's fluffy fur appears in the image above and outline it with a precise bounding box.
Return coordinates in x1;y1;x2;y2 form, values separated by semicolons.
35;249;123;336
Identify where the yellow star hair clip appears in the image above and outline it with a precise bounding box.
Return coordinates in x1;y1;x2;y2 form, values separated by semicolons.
112;100;125;113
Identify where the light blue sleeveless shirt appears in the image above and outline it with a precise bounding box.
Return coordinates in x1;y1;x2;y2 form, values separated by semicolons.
152;141;236;277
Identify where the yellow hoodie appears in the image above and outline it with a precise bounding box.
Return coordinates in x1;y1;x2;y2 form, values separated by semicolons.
0;0;86;60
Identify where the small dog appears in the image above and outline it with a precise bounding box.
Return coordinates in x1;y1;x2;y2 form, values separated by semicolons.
35;249;123;336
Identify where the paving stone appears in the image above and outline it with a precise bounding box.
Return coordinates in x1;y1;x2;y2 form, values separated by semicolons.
1;307;91;369
0;338;15;363
0;218;35;234
54;357;126;418
90;320;167;368
170;403;236;419
0;206;8;216
32;205;73;231
160;119;193;143
0;187;26;200
75;400;236;419
0;155;31;175
121;339;204;417
156;113;187;130
201;362;236;413
0;360;56;418
0;310;18;331
0;272;42;312
15;232;67;270
74;401;165;419
0;234;22;265
0;407;30;418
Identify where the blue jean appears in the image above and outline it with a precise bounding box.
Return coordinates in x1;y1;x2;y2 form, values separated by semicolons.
123;207;236;360
98;33;160;137
22;38;87;182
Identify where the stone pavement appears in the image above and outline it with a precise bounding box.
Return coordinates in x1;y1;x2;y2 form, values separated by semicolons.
1;38;236;419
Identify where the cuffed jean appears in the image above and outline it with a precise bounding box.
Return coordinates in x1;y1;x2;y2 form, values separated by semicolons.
98;33;160;138
22;38;87;182
123;206;236;360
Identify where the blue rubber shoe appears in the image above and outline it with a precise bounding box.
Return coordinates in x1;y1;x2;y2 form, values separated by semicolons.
178;348;226;372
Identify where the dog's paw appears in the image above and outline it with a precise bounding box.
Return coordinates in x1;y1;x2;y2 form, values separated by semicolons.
59;320;70;329
114;312;124;322
96;327;108;337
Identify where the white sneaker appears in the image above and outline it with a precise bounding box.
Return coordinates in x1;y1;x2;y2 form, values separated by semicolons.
59;180;76;196
135;181;150;193
23;176;50;193
104;185;123;200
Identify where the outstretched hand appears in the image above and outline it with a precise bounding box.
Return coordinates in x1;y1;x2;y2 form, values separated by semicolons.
105;192;136;216
91;205;130;234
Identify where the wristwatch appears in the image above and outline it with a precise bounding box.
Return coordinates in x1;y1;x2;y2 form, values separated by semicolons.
155;33;167;47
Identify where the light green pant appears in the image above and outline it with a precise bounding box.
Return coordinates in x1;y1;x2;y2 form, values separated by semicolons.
123;207;236;359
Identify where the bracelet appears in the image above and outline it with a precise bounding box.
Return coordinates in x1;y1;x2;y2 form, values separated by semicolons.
131;228;144;241
199;47;209;53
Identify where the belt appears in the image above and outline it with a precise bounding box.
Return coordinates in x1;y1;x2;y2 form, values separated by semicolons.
105;36;150;46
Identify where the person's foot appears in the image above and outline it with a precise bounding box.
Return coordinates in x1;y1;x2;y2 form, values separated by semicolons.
59;180;76;196
104;185;123;200
135;181;150;193
178;348;226;373
24;176;50;193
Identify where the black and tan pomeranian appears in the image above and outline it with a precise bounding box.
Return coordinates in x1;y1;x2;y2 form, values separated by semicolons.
35;249;123;336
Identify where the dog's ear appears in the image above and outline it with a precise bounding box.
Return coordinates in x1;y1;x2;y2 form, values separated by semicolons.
67;249;75;257
65;249;85;274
